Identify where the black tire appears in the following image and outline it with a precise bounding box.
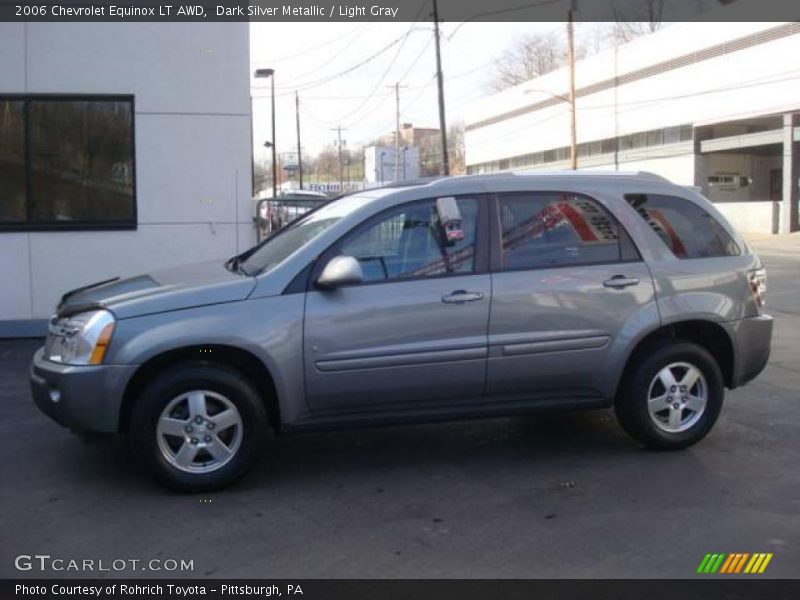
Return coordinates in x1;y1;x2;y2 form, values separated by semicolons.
615;340;724;449
129;362;268;492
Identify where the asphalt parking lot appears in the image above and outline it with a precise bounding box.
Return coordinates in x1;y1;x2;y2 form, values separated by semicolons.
1;237;798;579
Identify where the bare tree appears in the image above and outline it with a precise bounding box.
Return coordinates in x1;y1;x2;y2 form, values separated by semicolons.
609;0;665;45
310;146;338;183
253;163;271;195
415;123;465;177
488;32;563;93
418;135;441;178
447;122;465;176
487;31;588;93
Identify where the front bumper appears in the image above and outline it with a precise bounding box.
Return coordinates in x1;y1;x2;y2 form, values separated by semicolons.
726;314;773;388
30;348;137;433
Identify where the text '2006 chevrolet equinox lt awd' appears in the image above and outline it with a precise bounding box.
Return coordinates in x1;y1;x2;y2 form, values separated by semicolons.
31;171;772;491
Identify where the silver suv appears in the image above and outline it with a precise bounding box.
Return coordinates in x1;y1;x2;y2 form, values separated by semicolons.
30;171;772;491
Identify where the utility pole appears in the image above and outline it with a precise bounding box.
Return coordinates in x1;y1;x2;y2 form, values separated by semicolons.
567;1;578;170
386;83;407;181
394;83;401;181
254;68;277;196
331;126;347;189
295;91;303;189
432;0;449;176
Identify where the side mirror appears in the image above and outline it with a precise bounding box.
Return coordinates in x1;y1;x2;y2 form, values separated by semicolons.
316;255;363;289
436;196;464;245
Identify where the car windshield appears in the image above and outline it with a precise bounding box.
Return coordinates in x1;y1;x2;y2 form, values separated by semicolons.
238;193;378;275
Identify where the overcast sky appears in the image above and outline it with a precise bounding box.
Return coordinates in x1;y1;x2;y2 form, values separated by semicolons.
249;21;570;162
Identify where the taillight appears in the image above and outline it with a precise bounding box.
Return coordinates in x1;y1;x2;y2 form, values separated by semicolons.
748;268;767;311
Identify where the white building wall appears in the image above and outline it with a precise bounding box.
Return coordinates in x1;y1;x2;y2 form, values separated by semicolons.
583;153;696;186
465;22;800;167
714;201;776;234
699;154;782;203
0;23;252;331
364;145;420;184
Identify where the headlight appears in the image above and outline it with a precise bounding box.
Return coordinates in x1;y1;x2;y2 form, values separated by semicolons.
45;309;116;365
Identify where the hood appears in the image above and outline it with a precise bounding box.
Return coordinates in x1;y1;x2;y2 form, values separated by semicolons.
56;260;257;320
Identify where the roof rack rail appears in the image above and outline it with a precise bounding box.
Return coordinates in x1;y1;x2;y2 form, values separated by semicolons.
508;169;668;180
379;176;447;189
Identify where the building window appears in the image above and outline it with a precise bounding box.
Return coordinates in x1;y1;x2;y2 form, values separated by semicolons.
646;129;664;147
663;125;682;144
0;95;136;230
625;193;740;259
467;123;694;173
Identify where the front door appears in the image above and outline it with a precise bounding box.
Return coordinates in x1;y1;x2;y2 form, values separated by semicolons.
487;191;657;402
304;195;491;413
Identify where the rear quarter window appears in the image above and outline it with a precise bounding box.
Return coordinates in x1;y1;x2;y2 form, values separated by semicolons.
625;193;740;259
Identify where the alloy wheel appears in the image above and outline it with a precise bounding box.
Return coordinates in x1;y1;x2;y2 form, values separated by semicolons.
156;390;243;473
646;362;708;433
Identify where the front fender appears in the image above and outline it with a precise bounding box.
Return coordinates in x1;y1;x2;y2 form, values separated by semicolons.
107;295;308;425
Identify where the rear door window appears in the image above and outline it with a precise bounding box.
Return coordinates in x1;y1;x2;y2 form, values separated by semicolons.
625;194;740;259
497;192;638;270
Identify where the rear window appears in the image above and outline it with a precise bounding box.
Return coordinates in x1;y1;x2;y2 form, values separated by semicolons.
625;194;740;259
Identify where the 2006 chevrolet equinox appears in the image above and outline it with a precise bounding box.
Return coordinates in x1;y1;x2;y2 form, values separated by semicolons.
31;171;773;491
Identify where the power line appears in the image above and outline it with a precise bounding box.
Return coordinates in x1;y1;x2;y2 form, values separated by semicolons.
263;24;375;89
445;0;564;41
311;0;430;128
298;101;337;128
403;74;437;112
252;27;429;95
250;23;371;65
398;36;434;84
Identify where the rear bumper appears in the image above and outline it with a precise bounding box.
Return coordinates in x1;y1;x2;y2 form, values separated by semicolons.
726;314;773;388
30;348;136;433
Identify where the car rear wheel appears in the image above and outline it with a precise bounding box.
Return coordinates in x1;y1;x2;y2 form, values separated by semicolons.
129;362;268;492
615;340;724;449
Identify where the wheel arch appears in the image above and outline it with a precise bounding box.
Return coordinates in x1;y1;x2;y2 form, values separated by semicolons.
119;344;281;434
615;319;735;399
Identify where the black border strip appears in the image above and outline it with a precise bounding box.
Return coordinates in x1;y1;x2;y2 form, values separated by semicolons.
3;579;800;600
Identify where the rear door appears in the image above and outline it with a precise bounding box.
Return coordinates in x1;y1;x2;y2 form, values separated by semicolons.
486;191;657;402
303;195;491;413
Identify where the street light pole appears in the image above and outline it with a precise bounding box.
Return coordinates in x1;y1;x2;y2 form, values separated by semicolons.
254;68;278;197
395;83;400;181
295;91;303;189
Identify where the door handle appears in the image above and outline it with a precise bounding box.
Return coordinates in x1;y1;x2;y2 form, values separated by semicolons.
442;290;484;304
603;275;640;289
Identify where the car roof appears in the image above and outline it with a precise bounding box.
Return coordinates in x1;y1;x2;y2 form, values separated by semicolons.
359;170;677;205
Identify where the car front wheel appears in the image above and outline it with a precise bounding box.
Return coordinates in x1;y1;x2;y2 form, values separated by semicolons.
129;362;268;491
615;340;725;449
